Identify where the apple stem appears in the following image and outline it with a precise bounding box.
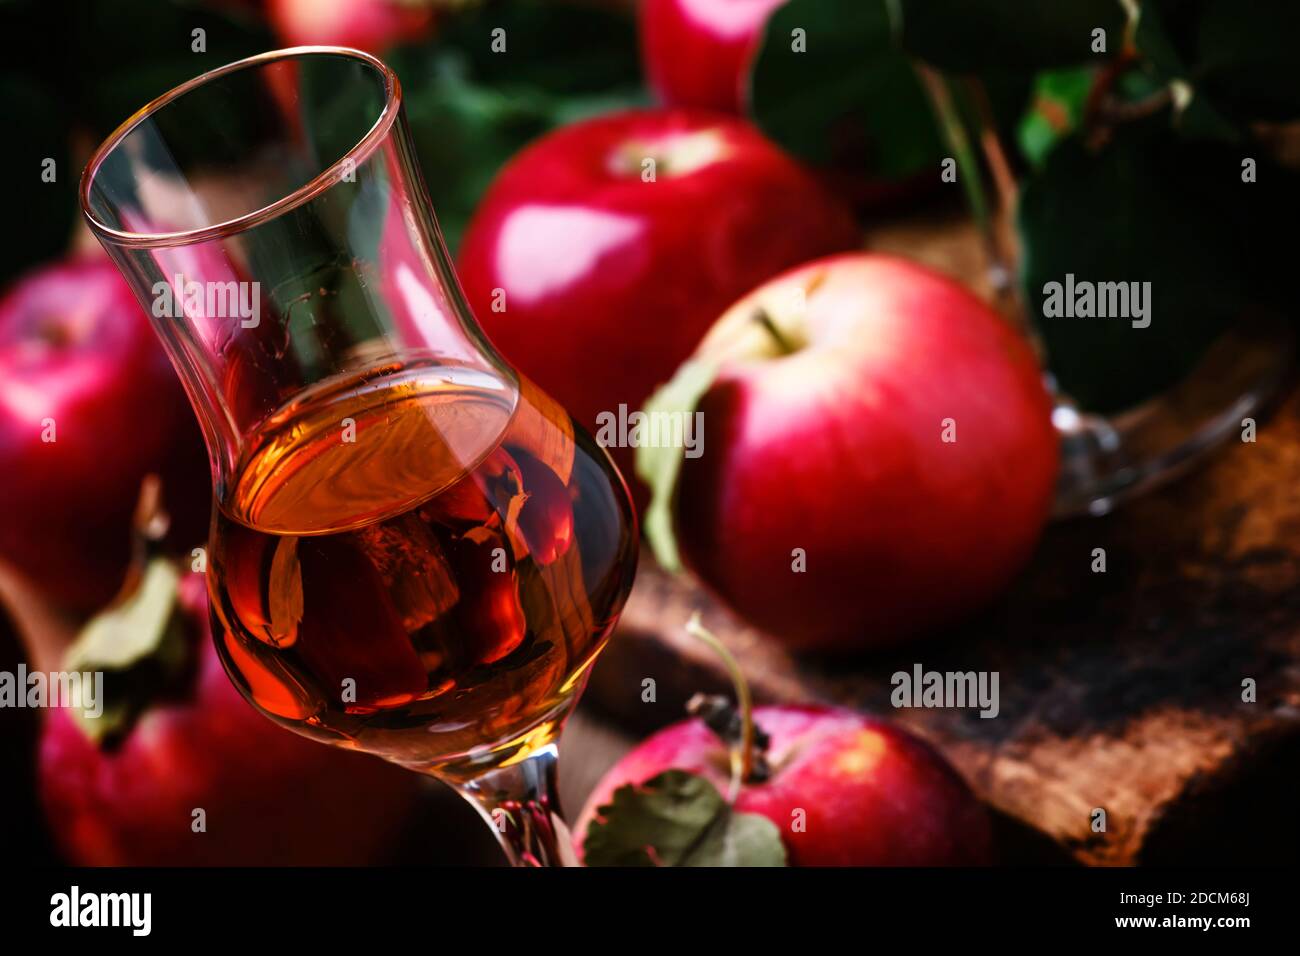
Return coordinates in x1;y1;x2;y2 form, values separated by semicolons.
684;612;754;802
752;307;798;356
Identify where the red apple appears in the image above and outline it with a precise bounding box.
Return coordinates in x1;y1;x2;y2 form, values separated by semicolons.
654;253;1058;651
266;0;435;52
457;109;859;508
39;569;421;866
0;258;210;613
640;0;787;114
577;704;993;865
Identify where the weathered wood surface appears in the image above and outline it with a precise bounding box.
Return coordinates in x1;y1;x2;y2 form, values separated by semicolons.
583;212;1300;866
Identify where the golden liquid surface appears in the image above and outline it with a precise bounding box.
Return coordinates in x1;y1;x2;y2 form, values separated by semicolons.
225;362;516;534
208;363;637;777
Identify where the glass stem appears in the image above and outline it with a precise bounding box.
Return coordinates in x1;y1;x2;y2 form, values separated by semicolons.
456;744;577;867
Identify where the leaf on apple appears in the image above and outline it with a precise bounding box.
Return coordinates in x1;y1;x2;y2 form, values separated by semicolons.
583;769;787;867
636;358;720;573
64;557;191;744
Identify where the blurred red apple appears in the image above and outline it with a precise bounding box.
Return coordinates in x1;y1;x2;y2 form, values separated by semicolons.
457;109;859;508
0;259;210;613
577;704;993;865
640;0;787;113
649;253;1058;651
267;0;435;52
39;568;421;866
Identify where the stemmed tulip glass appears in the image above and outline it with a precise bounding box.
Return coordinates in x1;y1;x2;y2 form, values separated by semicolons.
80;47;638;866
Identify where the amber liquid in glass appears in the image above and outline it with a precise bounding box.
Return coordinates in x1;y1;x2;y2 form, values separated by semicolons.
208;359;637;778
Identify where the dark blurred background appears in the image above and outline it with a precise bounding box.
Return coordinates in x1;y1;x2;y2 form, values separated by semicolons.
0;0;646;284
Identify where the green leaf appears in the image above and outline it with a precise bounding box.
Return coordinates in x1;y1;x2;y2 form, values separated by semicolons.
1018;117;1289;414
898;0;1127;72
1017;67;1096;167
749;0;944;179
390;0;646;251
1136;0;1300;124
583;770;788;867
64;558;190;744
636;359;720;573
431;0;642;95
68;560;181;672
1129;1;1241;144
1172;85;1244;143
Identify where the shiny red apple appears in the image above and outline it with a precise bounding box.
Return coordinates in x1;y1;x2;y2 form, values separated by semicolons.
658;253;1058;651
39;570;421;866
457;109;859;507
0;258;210;613
577;704;993;865
266;0;435;52
640;0;787;113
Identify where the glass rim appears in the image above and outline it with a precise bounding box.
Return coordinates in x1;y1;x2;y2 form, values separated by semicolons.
79;46;401;250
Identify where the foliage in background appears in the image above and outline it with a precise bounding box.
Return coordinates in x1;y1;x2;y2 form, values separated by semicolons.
388;0;644;250
750;0;1300;412
748;0;944;180
6;0;1298;415
0;0;641;289
1;0;276;284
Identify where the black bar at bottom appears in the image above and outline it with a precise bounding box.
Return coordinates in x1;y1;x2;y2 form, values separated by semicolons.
3;865;1282;942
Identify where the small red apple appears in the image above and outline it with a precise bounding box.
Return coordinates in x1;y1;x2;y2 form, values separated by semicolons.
640;0;787;114
457;109;859;509
0;258;210;613
645;253;1058;651
39;566;421;866
577;703;992;865
266;0;435;52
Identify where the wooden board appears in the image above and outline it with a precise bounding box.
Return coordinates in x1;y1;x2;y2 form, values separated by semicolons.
582;212;1300;866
